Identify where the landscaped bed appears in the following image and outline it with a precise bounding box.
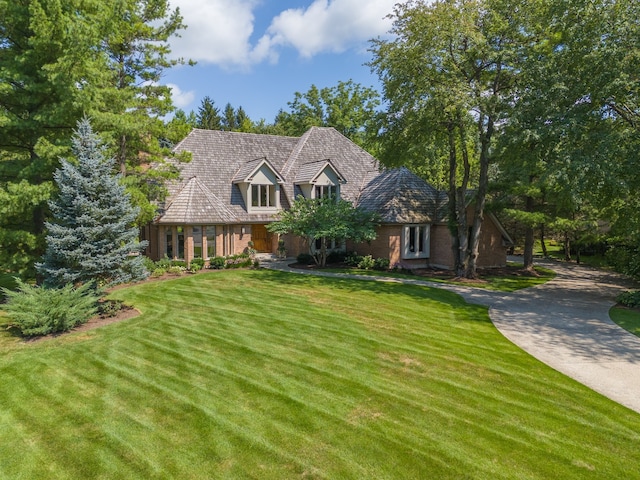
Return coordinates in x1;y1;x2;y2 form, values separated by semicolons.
1;270;639;479
310;262;556;292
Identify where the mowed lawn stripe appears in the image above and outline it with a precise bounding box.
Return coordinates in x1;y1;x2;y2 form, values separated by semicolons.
1;269;639;479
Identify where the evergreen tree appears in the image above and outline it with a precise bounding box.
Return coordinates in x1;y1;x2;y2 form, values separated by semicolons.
37;119;148;287
196;97;222;130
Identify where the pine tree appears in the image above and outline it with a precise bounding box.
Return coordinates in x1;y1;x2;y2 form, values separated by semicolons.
37;119;148;287
196;97;222;130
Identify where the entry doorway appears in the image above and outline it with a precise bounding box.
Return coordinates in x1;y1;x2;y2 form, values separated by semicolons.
252;224;272;252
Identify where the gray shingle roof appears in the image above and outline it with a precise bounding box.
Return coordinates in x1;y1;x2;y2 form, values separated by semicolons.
232;157;285;184
157;127;447;226
294;159;345;184
356;167;448;224
158;176;238;224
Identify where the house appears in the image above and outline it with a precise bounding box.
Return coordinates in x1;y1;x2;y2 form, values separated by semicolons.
142;127;512;269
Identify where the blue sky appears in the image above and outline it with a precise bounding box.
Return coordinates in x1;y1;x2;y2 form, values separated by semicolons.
163;0;398;122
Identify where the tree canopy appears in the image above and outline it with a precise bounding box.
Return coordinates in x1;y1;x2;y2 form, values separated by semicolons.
267;196;379;267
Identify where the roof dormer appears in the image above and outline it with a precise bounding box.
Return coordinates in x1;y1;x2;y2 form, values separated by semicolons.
233;157;284;214
294;159;346;200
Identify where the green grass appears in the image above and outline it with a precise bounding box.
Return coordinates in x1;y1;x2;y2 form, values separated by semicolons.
610;306;640;337
1;270;639;479
323;264;556;292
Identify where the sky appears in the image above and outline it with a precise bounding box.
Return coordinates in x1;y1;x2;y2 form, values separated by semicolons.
162;0;398;123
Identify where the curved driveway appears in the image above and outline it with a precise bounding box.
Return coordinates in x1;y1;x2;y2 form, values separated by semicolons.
264;257;640;414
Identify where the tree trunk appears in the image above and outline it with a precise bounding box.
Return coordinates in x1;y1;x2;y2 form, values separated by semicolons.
523;195;535;271
119;134;127;176
564;232;571;261
466;114;494;278
540;224;548;257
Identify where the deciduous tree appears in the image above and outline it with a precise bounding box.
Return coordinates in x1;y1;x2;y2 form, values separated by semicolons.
267;196;379;267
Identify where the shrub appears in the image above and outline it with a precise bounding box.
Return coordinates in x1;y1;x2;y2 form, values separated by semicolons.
345;253;363;267
155;255;172;269
167;266;186;275
253;259;260;269
189;258;205;272
1;280;98;337
151;268;166;277
297;253;314;265
170;260;187;268
225;254;252;269
357;255;376;270
616;290;640;308
209;257;226;269
326;250;347;264
142;256;156;272
98;299;124;318
374;257;391;271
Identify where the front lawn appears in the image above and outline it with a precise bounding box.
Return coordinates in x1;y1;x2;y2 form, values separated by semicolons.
1;270;639;479
610;305;640;337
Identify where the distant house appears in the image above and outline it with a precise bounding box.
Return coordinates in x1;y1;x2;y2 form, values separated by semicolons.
142;127;512;269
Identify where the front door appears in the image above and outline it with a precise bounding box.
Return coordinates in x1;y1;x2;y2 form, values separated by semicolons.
252;224;272;252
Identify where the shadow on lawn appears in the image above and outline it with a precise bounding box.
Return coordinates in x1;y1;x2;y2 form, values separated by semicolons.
248;268;492;323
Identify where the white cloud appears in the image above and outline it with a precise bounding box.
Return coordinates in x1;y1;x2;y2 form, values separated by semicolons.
257;0;396;60
169;0;258;68
168;0;396;67
167;83;195;109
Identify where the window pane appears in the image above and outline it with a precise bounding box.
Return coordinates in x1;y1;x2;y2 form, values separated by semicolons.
409;226;416;252
166;230;173;258
206;226;216;258
251;185;259;207
268;185;275;206
193;226;202;258
418;226;424;253
260;185;267;206
177;227;185;259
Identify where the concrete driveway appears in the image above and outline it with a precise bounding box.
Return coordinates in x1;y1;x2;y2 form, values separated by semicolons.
265;257;640;414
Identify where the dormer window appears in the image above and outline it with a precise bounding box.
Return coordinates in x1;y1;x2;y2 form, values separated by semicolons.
251;184;275;207
233;157;284;214
315;184;336;200
295;159;346;201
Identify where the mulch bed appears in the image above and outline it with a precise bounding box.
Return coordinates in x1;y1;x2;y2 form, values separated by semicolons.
289;262;541;285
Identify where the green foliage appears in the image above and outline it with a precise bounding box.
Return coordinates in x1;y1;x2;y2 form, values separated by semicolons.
326;250;347;264
155;255;172;269
374;257;391;271
98;299;124;318
224;254;252;269
357;255;376;270
268;196;379;267
167;266;185;276
151;268;166;277
1;280;98;336
188;258;205;272
605;245;640;279
616;291;640;309
276;80;381;152
196;96;222;130
209;257;226;270
296;253;314;265
345;253;363;267
37;119;148;287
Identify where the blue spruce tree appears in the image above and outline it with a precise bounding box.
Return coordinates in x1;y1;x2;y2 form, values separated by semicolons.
38;118;148;287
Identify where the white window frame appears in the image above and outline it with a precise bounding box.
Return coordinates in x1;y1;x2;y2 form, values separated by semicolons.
402;224;430;259
314;184;336;200
251;184;275;208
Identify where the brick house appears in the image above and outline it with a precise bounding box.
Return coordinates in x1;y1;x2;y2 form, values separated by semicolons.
142;127;512;269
